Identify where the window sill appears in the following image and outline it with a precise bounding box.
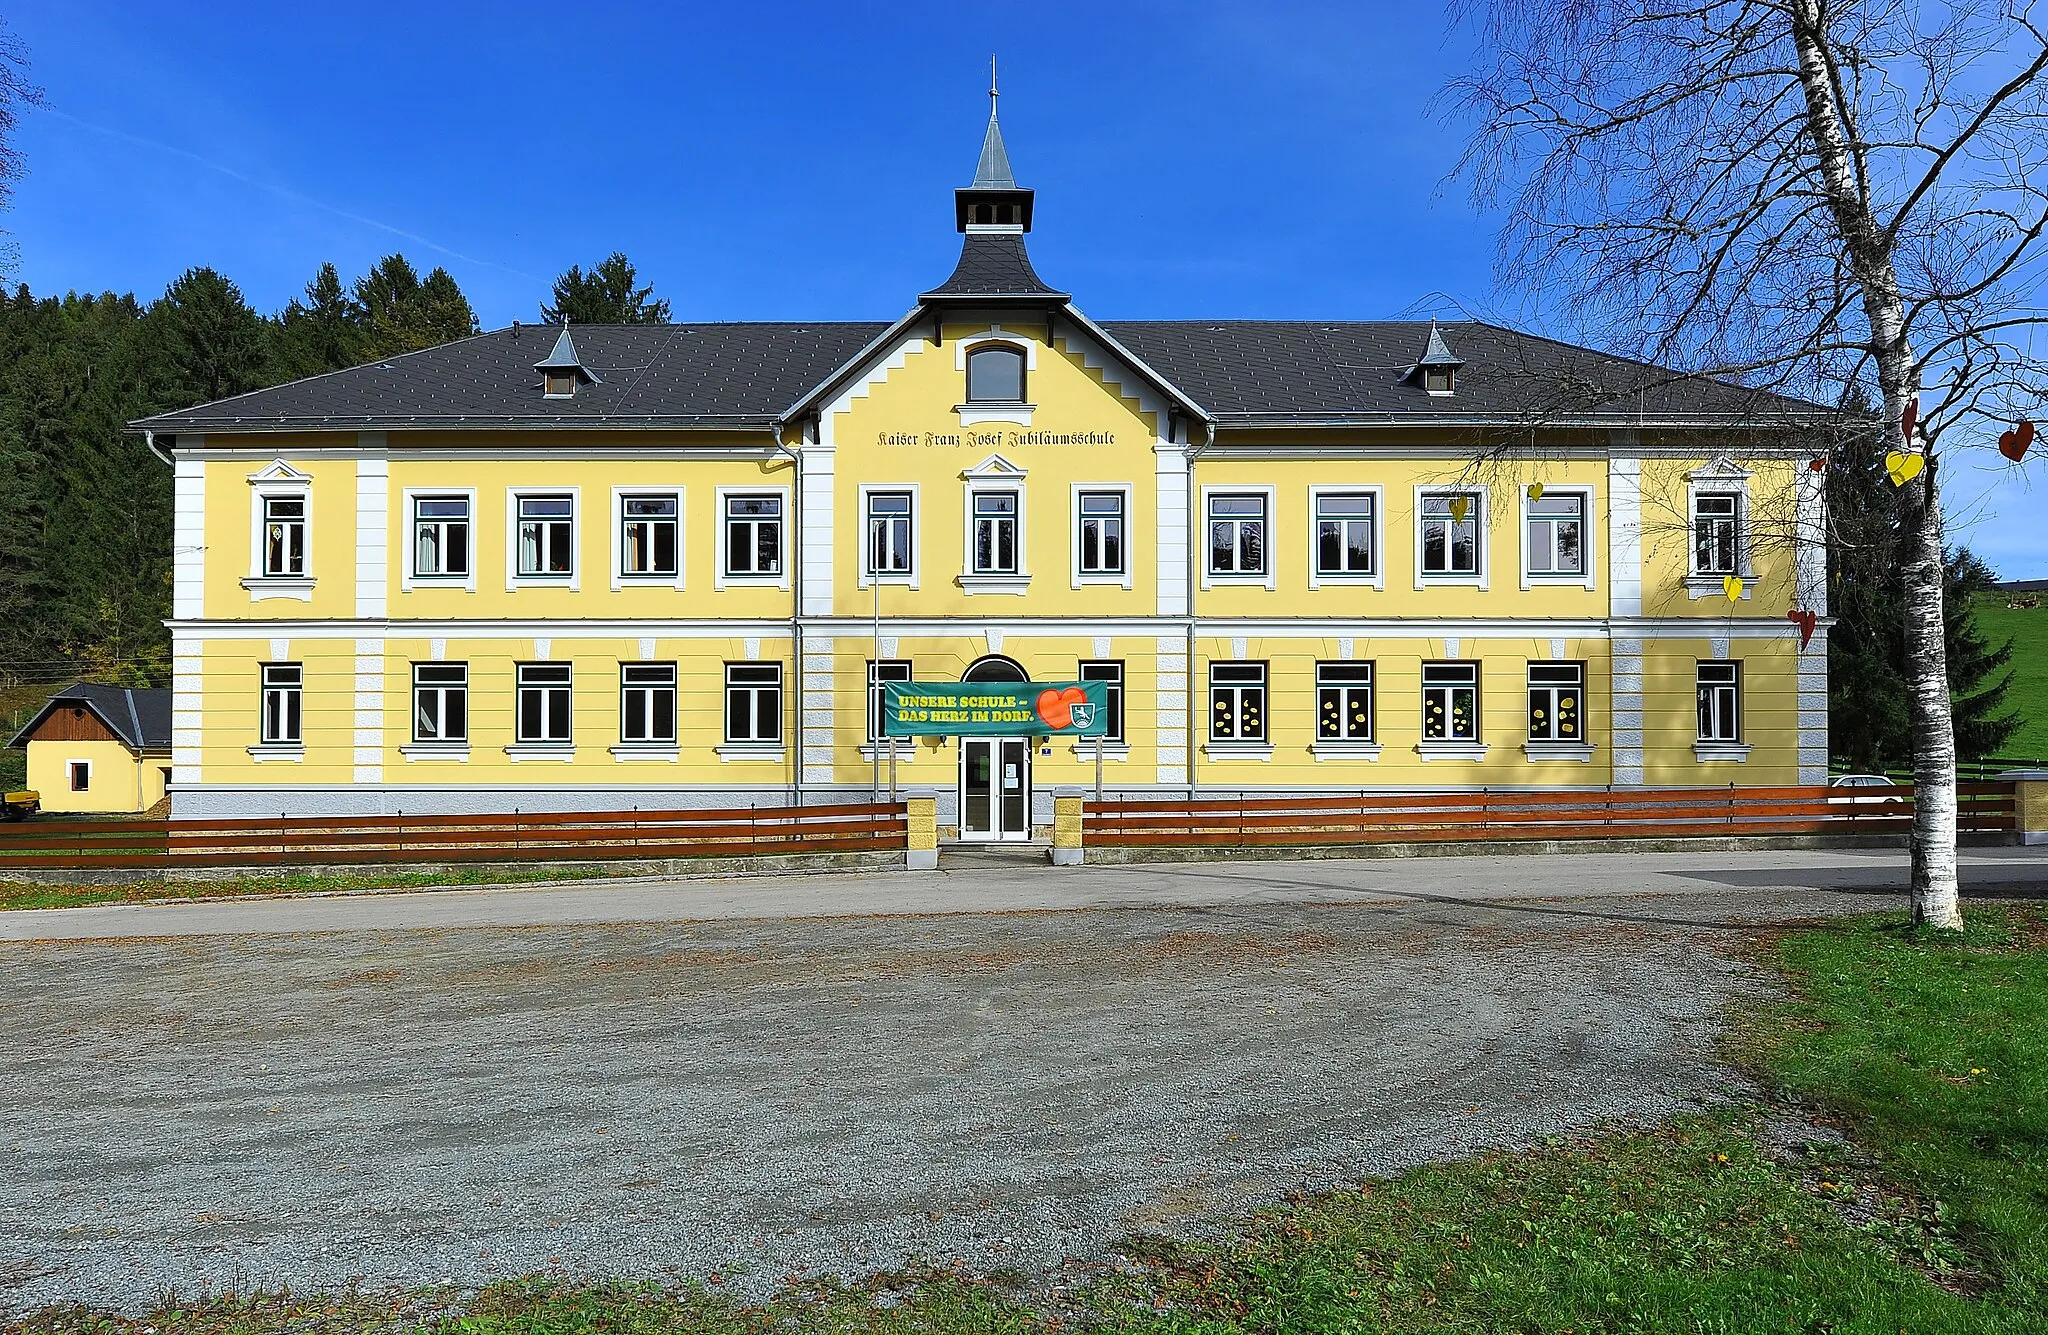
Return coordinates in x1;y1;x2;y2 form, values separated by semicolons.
716;573;790;592
611;575;685;592
716;743;785;762
1416;740;1488;761
610;744;679;762
400;743;471;761
1694;741;1753;762
957;573;1031;596
504;743;576;762
1415;573;1485;587
402;575;475;593
1523;741;1597;763
859;741;917;762
1069;740;1130;761
240;577;315;602
1072;573;1133;590
1202;740;1274;761
1686;575;1755;599
955;403;1035;426
856;573;918;590
245;744;305;762
1202;574;1276;591
1523;572;1595;587
1311;739;1383;760
506;575;579;593
1308;572;1382;591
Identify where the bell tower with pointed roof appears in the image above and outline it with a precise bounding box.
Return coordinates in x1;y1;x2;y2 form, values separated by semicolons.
953;59;1035;234
926;63;1065;302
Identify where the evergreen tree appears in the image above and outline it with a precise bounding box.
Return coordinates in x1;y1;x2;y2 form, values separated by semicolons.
147;267;271;405
273;262;359;377
541;252;670;324
351;253;480;357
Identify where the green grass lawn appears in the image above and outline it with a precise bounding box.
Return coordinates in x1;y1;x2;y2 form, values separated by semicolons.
1977;600;2048;759
18;906;2048;1334
0;863;660;912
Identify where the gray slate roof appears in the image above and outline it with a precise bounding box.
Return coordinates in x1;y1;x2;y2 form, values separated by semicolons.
134;317;1812;434
973;111;1016;190
923;234;1067;300
8;684;172;752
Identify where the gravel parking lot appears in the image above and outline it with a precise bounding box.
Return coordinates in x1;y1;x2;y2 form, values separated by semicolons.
7;849;2039;1311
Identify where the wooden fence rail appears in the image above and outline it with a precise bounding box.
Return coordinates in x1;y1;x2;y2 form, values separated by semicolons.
0;801;907;871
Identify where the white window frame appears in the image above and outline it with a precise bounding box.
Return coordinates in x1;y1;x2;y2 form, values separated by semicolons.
1413;486;1489;590
954;329;1038;426
408;662;470;749
1307;485;1384;591
505;487;581;592
258;662;303;747
1418;661;1487;761
67;759;91;792
1312;661;1381;759
1205;660;1271;758
1519;487;1597;591
1695;660;1751;761
715;485;791;592
1524;661;1596;762
865;658;914;756
619;662;678;746
243;463;316;602
1071;483;1134;590
400;487;478;593
512;662;574;748
1200;485;1278;591
1078;659;1126;744
719;662;785;759
608;486;684;592
1685;459;1755;599
858;483;920;590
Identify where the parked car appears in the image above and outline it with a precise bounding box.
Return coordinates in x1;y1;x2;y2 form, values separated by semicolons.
1829;774;1905;808
1;788;39;821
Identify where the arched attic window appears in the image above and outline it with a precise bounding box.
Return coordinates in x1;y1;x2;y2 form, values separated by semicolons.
966;343;1026;405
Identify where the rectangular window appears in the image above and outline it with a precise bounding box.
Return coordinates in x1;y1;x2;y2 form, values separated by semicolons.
1422;662;1480;740
620;495;679;577
411;663;469;743
866;491;913;575
1315;493;1375;575
972;491;1019;574
1316;662;1375;740
1078;491;1126;575
1697;662;1741;741
1526;663;1585;741
262;496;306;577
867;659;912;742
725;664;782;744
724;494;783;576
620;663;677;744
1209;662;1267;741
1079;660;1125;742
517;495;575;577
1525;494;1585;576
1420;493;1481;575
413;496;470;577
1208;494;1267;575
68;761;89;792
516;662;573;743
260;663;302;744
1693;494;1740;575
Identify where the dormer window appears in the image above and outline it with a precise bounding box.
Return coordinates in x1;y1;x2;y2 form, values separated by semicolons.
967;344;1025;404
534;324;601;401
1423;365;1455;395
544;370;576;399
1407;323;1465;398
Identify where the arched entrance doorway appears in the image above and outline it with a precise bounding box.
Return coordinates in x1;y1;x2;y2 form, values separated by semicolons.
958;656;1032;842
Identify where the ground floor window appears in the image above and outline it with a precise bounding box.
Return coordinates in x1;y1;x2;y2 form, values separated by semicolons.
412;663;468;742
1209;661;1267;740
620;663;677;743
68;761;89;792
868;659;912;741
1422;662;1479;740
726;664;782;743
1697;661;1741;741
1316;662;1375;740
1079;660;1125;741
260;663;302;744
1526;663;1584;741
516;663;573;743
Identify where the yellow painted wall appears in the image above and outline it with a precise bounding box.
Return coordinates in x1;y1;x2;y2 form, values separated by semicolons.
28;740;165;813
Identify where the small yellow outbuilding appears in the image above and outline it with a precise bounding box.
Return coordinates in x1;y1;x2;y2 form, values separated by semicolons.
7;684;172;814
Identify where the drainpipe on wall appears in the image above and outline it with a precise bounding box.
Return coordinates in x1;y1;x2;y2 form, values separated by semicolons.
1185;419;1215;802
770;422;803;808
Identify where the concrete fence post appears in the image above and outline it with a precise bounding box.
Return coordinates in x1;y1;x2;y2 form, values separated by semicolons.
2007;770;2048;846
905;792;939;870
1052;789;1084;866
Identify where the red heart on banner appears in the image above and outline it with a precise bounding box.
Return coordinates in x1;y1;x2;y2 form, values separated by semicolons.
2001;429;2025;462
1036;686;1087;731
1786;608;1817;650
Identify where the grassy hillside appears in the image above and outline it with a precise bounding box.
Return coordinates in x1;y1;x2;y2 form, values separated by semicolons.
1976;600;2048;761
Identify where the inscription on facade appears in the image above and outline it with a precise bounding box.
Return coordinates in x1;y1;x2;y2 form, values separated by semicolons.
878;428;1117;448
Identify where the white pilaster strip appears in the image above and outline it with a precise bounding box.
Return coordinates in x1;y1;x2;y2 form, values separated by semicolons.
172;450;206;620
799;445;836;617
1795;462;1828;616
1155;441;1190;616
354;436;389;619
1797;628;1830;784
1156;633;1188;785
802;634;836;785
353;636;385;783
1608;456;1642;617
1611;635;1645;786
171;634;202;786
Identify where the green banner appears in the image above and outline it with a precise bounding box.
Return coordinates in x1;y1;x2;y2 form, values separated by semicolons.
881;680;1110;737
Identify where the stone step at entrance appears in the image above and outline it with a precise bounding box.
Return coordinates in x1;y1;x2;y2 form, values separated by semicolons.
937;838;1052;870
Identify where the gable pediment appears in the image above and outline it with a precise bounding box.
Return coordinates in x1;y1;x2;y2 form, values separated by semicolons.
247;460;313;485
961;453;1027;480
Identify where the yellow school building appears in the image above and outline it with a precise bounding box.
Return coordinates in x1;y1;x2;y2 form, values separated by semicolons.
135;103;1830;837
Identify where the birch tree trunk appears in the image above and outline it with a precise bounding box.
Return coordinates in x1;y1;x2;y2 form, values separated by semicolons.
1787;2;1961;927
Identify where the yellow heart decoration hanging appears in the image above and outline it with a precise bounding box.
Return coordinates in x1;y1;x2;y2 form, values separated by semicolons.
1448;496;1471;523
1884;450;1925;486
1527;482;1544;501
1723;575;1745;601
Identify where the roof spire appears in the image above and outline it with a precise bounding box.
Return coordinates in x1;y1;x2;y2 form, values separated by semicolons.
972;54;1016;190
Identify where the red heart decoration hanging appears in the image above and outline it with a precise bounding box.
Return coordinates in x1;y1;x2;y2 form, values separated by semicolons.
1786;608;1817;650
2001;429;2025;462
1035;686;1087;731
1901;397;1918;443
1808;456;1828;472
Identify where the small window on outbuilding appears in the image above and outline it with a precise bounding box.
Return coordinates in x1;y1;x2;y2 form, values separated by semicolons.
68;761;89;792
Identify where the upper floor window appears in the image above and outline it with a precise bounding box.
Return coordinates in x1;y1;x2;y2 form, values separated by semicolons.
1526;494;1585;576
1077;491;1126;576
413;496;470;578
1527;663;1584;742
724;494;783;577
1697;662;1741;741
1208;494;1268;575
866;491;914;576
1420;493;1481;576
620;494;679;577
262;496;306;577
966;344;1026;404
517;495;575;577
972;491;1019;574
1692;494;1741;575
1315;492;1375;576
260;663;302;745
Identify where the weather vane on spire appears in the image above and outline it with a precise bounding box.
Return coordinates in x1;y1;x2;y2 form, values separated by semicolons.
989;54;999;113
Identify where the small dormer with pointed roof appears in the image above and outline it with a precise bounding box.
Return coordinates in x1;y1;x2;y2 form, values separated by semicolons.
535;323;602;399
1403;323;1465;396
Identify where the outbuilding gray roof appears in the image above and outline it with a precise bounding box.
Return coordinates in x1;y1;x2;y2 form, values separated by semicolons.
8;684;172;752
133;317;1815;435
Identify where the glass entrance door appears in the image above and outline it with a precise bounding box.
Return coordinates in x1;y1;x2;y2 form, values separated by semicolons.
959;737;1031;841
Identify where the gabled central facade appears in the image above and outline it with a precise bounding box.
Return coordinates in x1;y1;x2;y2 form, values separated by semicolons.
136;97;1832;833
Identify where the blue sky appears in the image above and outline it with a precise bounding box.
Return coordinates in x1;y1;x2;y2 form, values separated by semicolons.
7;0;2040;575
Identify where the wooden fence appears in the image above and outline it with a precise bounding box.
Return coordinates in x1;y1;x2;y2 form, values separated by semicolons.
1082;783;2018;848
0;801;907;872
